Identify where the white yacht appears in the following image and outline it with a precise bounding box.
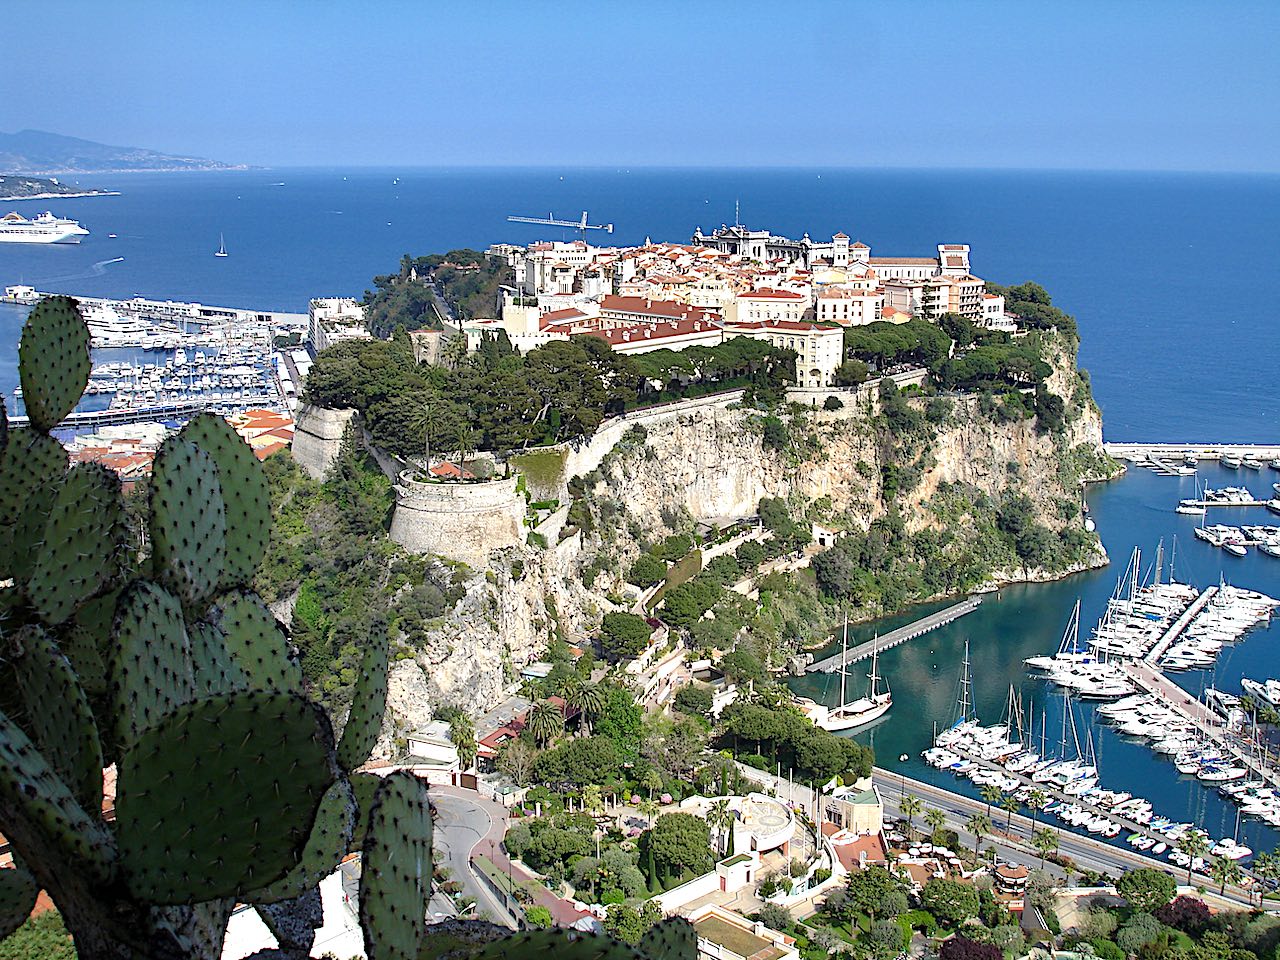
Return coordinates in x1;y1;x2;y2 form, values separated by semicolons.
0;210;90;243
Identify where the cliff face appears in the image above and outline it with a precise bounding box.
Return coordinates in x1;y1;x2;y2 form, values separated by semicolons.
372;332;1113;751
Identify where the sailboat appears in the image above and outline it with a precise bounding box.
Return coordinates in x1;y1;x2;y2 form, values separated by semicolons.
1177;478;1206;516
214;233;228;258
1023;599;1090;671
820;631;892;732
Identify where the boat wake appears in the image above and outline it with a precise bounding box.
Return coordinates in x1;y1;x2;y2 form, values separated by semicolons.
33;257;125;285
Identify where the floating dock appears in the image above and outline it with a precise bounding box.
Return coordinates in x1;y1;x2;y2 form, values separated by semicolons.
806;597;981;673
1142;586;1217;664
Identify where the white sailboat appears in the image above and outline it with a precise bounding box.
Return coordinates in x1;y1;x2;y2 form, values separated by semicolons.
820;630;892;732
215;233;228;258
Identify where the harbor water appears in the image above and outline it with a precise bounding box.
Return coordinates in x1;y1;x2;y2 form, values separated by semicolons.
1;168;1277;853
790;459;1280;858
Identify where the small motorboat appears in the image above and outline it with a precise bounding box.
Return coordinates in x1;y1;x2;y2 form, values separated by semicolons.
1222;454;1242;469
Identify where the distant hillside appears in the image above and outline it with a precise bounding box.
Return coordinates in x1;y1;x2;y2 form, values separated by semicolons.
0;129;245;174
0;174;117;200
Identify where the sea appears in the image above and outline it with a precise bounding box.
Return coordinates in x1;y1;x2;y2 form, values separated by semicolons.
1;167;1278;856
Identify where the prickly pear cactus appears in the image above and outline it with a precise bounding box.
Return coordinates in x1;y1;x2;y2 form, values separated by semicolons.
248;778;355;904
179;413;271;589
360;771;433;960
17;295;90;431
115;690;339;903
0;428;67;578
336;623;389;771
639;919;696;960
452;930;646;960
0;859;38;941
149;436;226;611
108;581;196;746
208;590;301;692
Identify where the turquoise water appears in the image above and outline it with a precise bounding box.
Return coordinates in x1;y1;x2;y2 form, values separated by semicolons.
2;167;1277;851
791;459;1280;855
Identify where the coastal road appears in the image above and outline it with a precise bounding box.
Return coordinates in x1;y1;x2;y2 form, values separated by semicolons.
732;761;1255;908
430;788;516;928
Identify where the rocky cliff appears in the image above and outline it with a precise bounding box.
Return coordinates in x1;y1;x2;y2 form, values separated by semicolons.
370;330;1115;751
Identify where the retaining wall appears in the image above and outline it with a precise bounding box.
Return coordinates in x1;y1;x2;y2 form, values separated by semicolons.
292;404;358;480
388;472;526;567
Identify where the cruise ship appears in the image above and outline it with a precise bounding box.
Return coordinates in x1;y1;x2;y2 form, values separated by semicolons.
0;210;90;243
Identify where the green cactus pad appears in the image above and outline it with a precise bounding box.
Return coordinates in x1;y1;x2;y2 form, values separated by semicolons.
247;777;355;903
179;413;271;589
0;429;67;580
116;689;338;904
208;591;301;692
0;707;115;878
60;587;120;698
26;462;127;625
0;858;39;940
359;770;433;960
454;931;646;960
150;437;226;610
349;771;381;853
254;885;323;955
17;296;91;432
189;618;248;696
109;581;195;745
14;624;103;813
640;919;696;960
336;625;389;771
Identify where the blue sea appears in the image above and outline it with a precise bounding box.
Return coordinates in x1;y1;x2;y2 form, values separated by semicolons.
2;167;1279;855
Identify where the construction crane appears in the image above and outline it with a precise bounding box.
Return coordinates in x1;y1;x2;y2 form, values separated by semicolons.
506;210;614;242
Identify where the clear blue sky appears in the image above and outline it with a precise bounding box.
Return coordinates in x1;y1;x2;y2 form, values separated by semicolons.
6;0;1278;171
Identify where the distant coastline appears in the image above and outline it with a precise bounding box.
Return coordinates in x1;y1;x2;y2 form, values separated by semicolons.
0;190;121;202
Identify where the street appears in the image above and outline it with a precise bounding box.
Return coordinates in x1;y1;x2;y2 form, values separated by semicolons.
431;788;515;927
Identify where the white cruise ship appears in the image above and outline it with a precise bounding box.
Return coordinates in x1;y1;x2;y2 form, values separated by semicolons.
0;211;90;243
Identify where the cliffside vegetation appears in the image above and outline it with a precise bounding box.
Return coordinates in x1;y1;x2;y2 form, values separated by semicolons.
362;249;512;337
304;327;796;460
256;435;464;709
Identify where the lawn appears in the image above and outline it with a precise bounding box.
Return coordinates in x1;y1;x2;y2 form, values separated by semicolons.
694;915;787;960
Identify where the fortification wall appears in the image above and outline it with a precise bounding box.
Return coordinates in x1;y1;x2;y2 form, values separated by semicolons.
388;472;526;568
292;404;358;480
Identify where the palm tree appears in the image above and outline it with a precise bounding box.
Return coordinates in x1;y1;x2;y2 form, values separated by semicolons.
526;699;565;747
642;768;665;800
565;678;606;735
924;807;946;842
1033;827;1059;868
639;798;660;828
999;794;1020;834
582;784;604;817
900;794;923;840
965;812;992;863
407;393;435;470
708;798;734;858
1178;831;1209;886
1210;855;1243;897
447;714;477;771
980;785;1002;819
1027;789;1047;828
1252;851;1280;906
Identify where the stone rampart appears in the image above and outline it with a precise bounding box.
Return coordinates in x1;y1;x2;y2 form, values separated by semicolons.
292;404;358;480
388;471;525;568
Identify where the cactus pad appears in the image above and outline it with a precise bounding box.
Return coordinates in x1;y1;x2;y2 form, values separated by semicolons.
116;689;339;904
150;437;226;610
349;771;381;853
180;413;271;589
61;587;121;698
208;591;301;692
453;931;646;960
247;777;355;903
14;624;103;813
359;770;433;960
109;581;195;745
0;428;67;579
17;295;91;431
189;618;248;696
640;919;696;960
0;707;115;877
0;858;39;940
336;624;389;771
26;462;127;624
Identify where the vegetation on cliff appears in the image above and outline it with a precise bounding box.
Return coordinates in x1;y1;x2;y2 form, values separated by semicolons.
362;250;511;337
304;326;797;460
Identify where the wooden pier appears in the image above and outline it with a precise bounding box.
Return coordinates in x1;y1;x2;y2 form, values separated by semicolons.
806;597;982;673
1143;586;1218;664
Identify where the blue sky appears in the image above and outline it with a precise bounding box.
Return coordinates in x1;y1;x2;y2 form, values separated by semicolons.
5;0;1278;171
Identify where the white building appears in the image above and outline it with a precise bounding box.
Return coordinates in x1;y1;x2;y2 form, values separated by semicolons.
405;720;462;772
725;288;808;324
815;285;883;326
308;298;371;354
723;319;844;388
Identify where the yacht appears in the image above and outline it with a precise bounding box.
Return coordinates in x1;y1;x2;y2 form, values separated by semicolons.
0;210;90;243
1269;458;1280;470
1222;454;1242;469
821;638;892;732
1243;457;1263;470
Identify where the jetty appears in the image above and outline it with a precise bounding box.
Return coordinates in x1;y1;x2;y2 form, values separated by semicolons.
1142;586;1218;664
8;397;279;431
1104;442;1280;460
806;597;981;673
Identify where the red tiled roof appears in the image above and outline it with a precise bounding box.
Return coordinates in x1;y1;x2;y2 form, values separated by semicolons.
583;317;722;346
851;241;869;248
832;232;849;239
739;288;804;300
540;307;588;325
869;257;938;266
599;295;719;323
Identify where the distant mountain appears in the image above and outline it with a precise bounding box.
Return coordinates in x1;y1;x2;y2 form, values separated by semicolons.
0;129;246;174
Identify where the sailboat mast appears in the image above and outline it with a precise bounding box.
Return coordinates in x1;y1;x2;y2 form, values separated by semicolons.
959;640;972;723
839;613;848;709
